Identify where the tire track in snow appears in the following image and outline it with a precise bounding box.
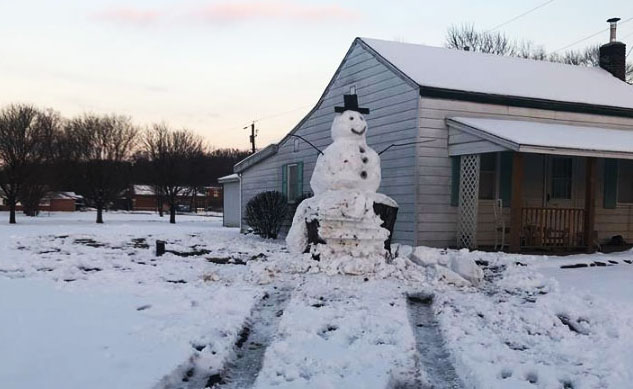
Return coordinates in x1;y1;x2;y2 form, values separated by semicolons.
404;294;462;389
208;285;293;389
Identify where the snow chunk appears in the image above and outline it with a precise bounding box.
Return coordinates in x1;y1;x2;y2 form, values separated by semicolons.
449;256;483;285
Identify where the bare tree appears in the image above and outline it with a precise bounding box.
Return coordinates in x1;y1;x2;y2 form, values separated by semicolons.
64;114;138;223
551;44;633;82
144;124;205;224
18;109;62;216
446;23;521;56
0;104;53;223
446;24;633;84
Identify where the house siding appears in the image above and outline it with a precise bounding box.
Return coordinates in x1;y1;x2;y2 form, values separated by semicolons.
417;96;633;247
240;41;420;245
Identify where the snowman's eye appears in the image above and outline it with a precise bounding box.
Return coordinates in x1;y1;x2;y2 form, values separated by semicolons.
349;116;354;120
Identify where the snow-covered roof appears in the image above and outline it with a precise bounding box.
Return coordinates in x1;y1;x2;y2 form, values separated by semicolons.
218;174;240;183
132;185;207;196
448;117;633;159
360;38;633;110
41;191;83;200
133;185;155;196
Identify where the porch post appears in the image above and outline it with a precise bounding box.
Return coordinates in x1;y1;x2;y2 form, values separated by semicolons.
584;157;597;252
509;152;524;252
456;154;480;249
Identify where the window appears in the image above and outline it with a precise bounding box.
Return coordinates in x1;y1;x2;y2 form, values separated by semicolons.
618;160;633;203
293;138;300;152
287;164;298;201
551;157;572;199
282;162;303;203
479;153;497;200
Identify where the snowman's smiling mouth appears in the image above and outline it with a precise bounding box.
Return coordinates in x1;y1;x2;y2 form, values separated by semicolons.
351;127;366;136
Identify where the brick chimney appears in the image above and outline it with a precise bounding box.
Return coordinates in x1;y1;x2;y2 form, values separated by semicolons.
599;18;627;81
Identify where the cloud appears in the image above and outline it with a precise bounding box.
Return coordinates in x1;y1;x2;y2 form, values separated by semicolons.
92;1;359;26
92;7;162;26
194;1;360;23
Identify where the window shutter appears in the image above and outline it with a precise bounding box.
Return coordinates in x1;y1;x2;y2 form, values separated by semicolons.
450;156;460;206
604;159;618;209
281;164;288;197
499;152;513;207
296;162;304;198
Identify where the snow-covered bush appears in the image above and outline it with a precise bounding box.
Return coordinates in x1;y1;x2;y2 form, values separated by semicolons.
245;191;288;239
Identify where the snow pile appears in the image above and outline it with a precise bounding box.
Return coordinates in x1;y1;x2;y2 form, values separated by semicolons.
287;191;389;259
397;245;484;286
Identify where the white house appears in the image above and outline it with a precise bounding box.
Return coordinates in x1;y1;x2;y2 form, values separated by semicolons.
232;27;633;252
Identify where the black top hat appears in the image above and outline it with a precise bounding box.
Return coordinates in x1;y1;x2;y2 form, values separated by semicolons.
334;94;370;114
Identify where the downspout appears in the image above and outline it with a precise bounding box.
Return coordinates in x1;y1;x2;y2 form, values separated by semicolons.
238;173;243;232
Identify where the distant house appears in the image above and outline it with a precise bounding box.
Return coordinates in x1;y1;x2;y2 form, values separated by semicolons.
0;191;82;212
233;28;633;252
40;192;83;212
129;185;220;212
130;185;160;211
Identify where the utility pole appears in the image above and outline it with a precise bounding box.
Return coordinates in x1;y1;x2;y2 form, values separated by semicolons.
244;121;256;154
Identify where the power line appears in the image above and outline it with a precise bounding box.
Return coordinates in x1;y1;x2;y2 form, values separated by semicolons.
254;105;310;123
627;46;633;58
223;104;309;135
485;0;556;33
554;16;633;52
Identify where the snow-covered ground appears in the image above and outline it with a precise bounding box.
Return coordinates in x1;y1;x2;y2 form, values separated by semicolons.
1;211;632;388
426;248;633;389
0;212;265;389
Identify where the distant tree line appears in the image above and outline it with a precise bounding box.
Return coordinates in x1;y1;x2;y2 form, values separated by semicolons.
0;104;250;224
446;24;633;83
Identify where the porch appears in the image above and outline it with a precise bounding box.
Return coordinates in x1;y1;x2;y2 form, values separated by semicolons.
447;117;633;252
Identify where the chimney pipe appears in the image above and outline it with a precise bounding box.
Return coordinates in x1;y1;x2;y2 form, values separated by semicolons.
599;18;627;81
607;17;620;42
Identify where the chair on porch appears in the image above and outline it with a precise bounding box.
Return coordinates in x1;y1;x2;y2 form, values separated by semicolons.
493;199;509;251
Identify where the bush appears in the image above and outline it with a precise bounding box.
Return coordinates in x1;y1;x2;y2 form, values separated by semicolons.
245;191;288;239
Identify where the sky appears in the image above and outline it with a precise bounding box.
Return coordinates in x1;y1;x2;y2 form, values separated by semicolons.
1;0;632;150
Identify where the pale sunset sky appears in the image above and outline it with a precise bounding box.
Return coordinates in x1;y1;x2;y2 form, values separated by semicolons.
1;0;631;150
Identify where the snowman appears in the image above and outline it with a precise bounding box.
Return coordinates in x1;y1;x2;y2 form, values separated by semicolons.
286;94;398;273
310;95;381;195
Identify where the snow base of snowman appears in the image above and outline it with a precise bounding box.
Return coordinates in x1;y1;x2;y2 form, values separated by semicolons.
286;190;398;275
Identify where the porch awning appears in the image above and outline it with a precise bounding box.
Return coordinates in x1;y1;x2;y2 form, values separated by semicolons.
446;117;633;160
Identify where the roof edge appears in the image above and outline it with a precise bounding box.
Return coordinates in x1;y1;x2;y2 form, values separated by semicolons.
218;173;240;183
234;38;395;173
422;86;633;119
448;116;633;160
357;38;420;90
234;144;278;173
446;118;520;151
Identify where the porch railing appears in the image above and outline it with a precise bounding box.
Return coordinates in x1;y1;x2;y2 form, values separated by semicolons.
521;207;585;249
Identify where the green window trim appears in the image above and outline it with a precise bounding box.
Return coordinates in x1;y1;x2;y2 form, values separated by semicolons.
281;164;288;197
281;162;304;203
